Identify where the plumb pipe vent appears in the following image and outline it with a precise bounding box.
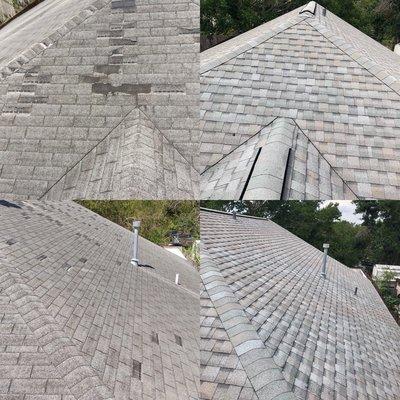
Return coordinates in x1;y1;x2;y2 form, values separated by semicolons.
131;220;141;266
321;243;329;278
233;211;237;220
395;44;400;56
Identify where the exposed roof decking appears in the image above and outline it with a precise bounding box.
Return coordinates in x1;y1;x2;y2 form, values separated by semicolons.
0;201;200;399
200;209;400;400
200;2;400;200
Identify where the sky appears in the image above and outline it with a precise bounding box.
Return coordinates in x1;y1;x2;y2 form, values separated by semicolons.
322;201;363;225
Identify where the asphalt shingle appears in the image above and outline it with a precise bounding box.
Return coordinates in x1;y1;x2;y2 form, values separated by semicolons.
200;1;400;200
0;201;200;399
200;208;400;400
0;0;200;199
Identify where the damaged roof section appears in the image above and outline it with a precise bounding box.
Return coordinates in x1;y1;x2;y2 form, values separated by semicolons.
200;208;400;400
202;118;357;200
200;1;400;200
0;201;200;399
0;0;200;200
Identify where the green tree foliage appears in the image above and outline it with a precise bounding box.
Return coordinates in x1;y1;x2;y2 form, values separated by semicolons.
201;0;400;50
375;270;400;320
76;200;199;246
355;201;400;266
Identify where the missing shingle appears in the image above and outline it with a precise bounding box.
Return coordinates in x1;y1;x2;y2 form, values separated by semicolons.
322;7;327;16
174;335;183;347
79;258;87;263
111;0;135;9
6;239;16;246
36;255;47;261
151;331;159;344
132;360;142;380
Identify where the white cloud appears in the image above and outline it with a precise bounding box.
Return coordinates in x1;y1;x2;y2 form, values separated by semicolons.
321;201;363;225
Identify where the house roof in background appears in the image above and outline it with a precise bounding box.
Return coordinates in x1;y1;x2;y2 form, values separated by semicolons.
0;0;199;200
200;208;400;400
200;1;400;200
0;201;199;399
373;264;400;279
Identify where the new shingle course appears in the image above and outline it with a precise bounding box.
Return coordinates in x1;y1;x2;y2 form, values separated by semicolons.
0;201;200;399
200;2;400;200
0;0;200;199
200;208;400;400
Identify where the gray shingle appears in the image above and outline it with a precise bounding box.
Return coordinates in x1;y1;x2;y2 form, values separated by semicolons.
0;0;200;200
200;208;400;400
0;201;200;399
200;1;400;200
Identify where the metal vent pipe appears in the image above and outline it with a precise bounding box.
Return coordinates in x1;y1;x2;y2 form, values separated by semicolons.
131;221;141;266
321;243;329;278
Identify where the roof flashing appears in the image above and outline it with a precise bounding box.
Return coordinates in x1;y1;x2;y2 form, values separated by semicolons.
300;1;317;15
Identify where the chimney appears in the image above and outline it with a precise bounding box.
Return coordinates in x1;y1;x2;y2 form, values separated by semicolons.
131;221;141;266
395;44;400;56
321;243;330;278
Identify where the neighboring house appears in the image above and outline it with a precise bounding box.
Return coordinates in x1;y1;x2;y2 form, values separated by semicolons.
373;264;400;295
200;208;400;400
200;1;400;200
0;201;199;399
0;0;199;199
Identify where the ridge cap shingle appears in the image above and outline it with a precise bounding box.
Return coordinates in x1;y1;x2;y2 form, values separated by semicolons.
201;251;297;400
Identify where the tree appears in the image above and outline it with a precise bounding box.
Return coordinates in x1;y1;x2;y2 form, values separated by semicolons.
375;270;400;321
76;200;199;246
200;0;400;50
355;201;400;266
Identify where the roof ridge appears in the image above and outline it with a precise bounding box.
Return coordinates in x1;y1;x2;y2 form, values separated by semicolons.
202;117;358;199
0;0;109;81
305;17;400;96
201;251;297;400
40;106;196;199
0;255;114;400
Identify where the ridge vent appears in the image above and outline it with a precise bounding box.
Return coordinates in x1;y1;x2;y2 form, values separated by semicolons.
300;1;317;15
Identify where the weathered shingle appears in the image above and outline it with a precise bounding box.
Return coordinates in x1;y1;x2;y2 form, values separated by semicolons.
200;208;400;400
0;201;200;399
0;0;200;200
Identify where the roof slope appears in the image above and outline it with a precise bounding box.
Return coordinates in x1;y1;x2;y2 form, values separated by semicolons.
200;1;400;200
200;209;400;400
0;201;199;399
0;0;199;200
202;118;357;200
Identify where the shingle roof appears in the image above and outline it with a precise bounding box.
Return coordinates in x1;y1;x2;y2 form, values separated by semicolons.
200;1;400;200
0;200;199;399
200;208;400;400
0;0;200;200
